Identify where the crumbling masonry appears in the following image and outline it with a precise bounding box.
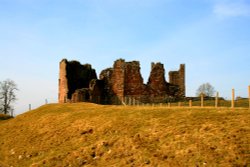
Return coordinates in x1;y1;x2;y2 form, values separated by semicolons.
59;59;185;104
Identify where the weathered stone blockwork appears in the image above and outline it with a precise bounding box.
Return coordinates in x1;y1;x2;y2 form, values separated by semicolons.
169;64;185;97
58;59;185;104
58;59;97;103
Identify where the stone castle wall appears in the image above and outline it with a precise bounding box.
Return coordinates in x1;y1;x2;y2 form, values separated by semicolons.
59;59;185;104
58;59;68;103
58;59;97;103
111;59;125;100
148;63;167;94
169;64;185;97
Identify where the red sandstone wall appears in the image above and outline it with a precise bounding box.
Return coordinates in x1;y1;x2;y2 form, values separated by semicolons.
59;58;186;104
168;64;185;97
179;64;185;97
58;59;68;103
124;61;144;95
148;63;167;94
58;59;97;103
111;59;125;101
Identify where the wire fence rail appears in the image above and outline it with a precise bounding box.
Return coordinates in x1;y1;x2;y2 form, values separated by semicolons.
121;86;250;109
122;98;250;109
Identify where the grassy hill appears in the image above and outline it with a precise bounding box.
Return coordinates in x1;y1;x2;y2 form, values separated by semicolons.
0;114;13;120
0;103;249;166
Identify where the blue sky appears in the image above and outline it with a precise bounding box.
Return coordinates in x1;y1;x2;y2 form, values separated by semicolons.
0;0;250;115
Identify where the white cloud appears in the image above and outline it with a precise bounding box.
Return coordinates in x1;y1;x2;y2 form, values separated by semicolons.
213;1;250;18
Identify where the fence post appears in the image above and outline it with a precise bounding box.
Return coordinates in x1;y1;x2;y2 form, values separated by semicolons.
168;102;171;108
215;92;219;108
29;104;31;111
231;88;235;108
121;96;123;105
201;93;204;108
133;98;136;106
178;102;181;107
189;100;192;107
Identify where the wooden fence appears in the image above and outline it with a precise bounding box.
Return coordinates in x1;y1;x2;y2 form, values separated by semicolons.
27;86;250;110
122;86;250;109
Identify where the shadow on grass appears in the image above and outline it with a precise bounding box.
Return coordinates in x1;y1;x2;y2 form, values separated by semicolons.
0;114;14;121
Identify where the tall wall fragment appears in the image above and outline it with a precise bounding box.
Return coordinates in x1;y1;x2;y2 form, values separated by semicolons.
111;59;125;101
148;63;167;94
58;59;97;103
124;61;145;95
169;64;185;97
58;59;68;103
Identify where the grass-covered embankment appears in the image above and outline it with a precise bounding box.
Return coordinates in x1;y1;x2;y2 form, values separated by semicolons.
0;114;13;121
0;103;249;166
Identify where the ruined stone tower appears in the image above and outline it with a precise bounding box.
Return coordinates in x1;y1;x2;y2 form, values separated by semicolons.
59;59;185;104
148;63;168;94
169;64;185;97
111;59;126;101
58;59;97;103
58;59;68;103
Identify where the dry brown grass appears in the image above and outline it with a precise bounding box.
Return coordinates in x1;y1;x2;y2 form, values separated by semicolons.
0;114;13;120
0;103;249;167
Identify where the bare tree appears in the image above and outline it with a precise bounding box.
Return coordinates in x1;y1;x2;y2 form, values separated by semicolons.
0;79;18;116
196;82;215;97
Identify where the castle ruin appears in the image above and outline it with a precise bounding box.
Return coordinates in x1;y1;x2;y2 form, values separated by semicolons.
59;59;185;104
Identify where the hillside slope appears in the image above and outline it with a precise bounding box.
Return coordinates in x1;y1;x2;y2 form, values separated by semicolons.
0;103;249;166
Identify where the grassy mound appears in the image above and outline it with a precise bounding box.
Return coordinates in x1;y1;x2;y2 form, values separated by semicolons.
0;103;249;166
0;114;13;120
